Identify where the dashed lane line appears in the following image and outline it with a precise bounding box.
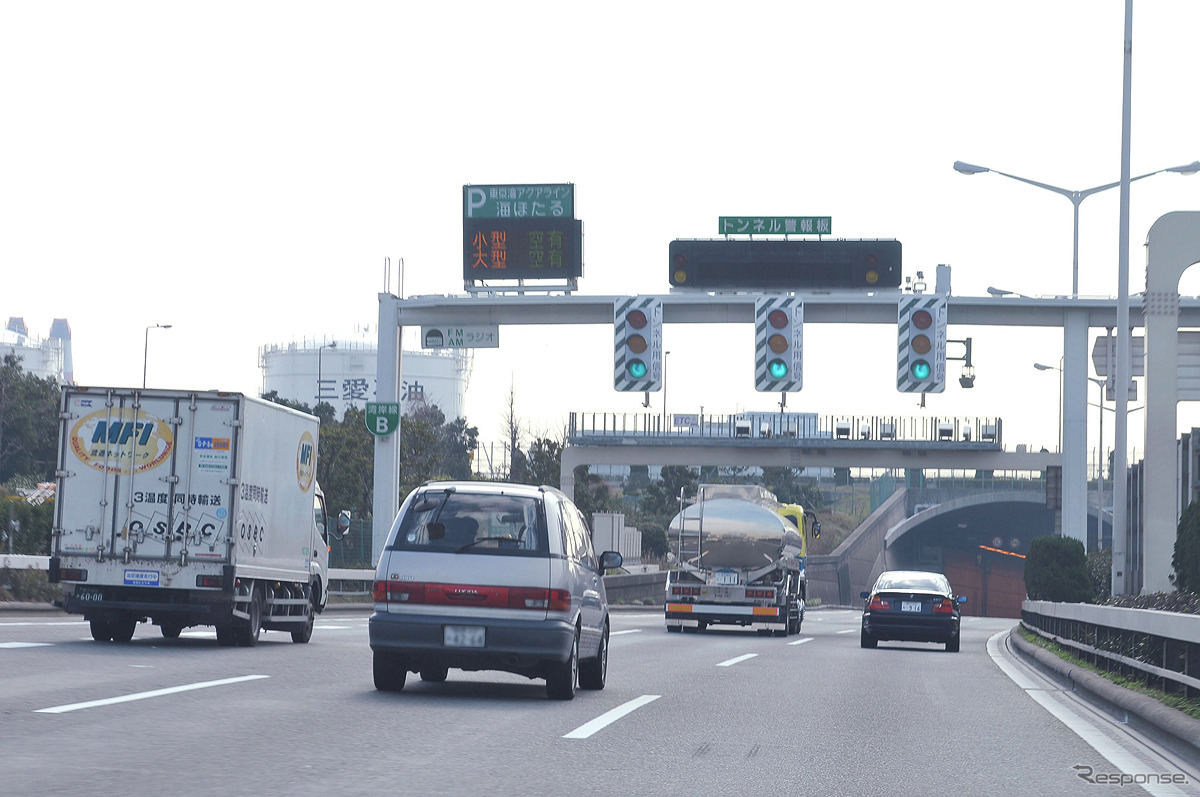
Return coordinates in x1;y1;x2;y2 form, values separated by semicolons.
716;653;758;667
35;675;270;714
563;695;661;739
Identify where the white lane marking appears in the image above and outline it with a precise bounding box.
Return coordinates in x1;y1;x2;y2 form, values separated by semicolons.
35;675;270;714
716;653;758;667
563;695;661;739
610;629;642;636
787;637;814;646
987;631;1187;797
0;621;87;628
180;632;214;638
612;613;662;620
315;625;352;630
836;629;857;634
0;642;52;649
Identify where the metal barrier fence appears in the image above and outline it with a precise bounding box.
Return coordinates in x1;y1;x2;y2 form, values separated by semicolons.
1022;600;1200;701
568;412;1004;445
329;518;374;570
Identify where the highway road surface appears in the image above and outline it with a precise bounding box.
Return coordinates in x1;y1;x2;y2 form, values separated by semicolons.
0;607;1194;796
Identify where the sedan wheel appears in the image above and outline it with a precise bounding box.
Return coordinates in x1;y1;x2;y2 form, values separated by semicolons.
373;652;407;692
946;632;961;653
860;627;877;649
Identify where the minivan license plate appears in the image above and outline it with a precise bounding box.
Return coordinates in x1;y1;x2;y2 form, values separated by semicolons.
444;625;485;648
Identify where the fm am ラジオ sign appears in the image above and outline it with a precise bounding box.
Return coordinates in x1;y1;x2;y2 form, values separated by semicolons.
421;325;499;349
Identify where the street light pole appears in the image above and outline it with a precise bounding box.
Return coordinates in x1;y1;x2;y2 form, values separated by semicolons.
143;324;172;389
1033;361;1063;450
662;350;671;431
954;159;1199;296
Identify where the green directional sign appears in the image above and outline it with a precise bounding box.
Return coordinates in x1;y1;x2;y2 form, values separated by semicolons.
365;402;401;437
719;216;831;235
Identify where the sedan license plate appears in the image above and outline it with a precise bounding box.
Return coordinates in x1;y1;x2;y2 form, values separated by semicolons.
901;601;923;613
444;625;485;648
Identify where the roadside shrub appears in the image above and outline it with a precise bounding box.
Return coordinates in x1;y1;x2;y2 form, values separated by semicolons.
1171;500;1200;593
1025;535;1093;603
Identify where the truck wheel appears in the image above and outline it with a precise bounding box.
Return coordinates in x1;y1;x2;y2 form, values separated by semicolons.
235;589;263;647
373;651;407;692
90;620;113;642
579;624;608;690
215;625;236;647
291;593;315;644
666;624;682;633
546;629;579;700
160;621;184;639
110;617;137;643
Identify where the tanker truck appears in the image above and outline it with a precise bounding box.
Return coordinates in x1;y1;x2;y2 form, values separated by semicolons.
664;484;819;636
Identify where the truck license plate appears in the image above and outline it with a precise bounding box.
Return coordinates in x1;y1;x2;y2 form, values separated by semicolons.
444;625;485;648
714;570;739;586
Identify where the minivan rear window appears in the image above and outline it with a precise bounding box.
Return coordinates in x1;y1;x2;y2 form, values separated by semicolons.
390;491;547;555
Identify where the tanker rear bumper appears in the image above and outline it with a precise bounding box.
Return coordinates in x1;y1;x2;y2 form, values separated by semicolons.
665;602;784;632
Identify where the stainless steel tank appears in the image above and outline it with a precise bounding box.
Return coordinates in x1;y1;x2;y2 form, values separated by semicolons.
669;497;803;570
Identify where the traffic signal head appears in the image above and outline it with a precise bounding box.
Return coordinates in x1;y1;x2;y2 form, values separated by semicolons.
755;296;802;391
614;297;662;391
897;295;947;393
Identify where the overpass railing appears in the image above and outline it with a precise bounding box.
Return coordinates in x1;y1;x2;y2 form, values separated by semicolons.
1022;600;1200;701
569;412;1003;446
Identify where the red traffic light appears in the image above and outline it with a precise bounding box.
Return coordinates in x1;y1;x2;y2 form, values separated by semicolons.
912;309;933;330
627;309;648;329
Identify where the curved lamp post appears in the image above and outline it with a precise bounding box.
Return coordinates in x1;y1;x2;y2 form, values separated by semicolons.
955;159;1199;296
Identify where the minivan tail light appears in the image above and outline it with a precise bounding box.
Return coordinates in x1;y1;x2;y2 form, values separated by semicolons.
373;580;427;604
510;587;571;612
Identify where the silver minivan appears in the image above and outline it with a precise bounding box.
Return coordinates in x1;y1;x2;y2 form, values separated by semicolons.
369;481;623;700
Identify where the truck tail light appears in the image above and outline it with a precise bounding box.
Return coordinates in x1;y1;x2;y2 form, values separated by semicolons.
868;596;890;611
745;588;775;600
196;574;222;588
933;598;956;614
671;586;701;597
59;568;87;582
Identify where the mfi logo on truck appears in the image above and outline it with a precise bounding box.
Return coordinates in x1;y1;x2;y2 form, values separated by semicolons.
69;409;174;474
296;431;315;493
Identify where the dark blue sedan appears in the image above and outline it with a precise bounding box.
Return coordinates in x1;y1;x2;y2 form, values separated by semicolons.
860;570;967;652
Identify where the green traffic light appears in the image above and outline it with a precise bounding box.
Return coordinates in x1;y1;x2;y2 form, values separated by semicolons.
911;360;931;380
768;359;788;379
627;359;648;379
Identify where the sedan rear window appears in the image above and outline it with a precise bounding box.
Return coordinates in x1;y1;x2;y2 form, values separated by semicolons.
874;573;950;594
390;491;547;555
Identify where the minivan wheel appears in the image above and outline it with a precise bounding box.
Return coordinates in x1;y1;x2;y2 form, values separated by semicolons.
579;625;608;690
420;665;449;683
546;629;579;700
374;651;407;692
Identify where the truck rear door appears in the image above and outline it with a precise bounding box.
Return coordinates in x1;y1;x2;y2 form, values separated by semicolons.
56;390;237;564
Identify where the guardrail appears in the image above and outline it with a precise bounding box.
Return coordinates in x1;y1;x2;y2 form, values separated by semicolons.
1022;600;1200;701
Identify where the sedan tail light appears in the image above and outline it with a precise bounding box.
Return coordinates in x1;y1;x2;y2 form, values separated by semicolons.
868;596;890;611
933;598;957;614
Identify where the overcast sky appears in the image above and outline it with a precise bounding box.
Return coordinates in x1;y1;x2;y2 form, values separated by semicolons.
5;1;1200;464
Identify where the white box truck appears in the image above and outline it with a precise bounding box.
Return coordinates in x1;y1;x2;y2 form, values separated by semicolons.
50;387;345;646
